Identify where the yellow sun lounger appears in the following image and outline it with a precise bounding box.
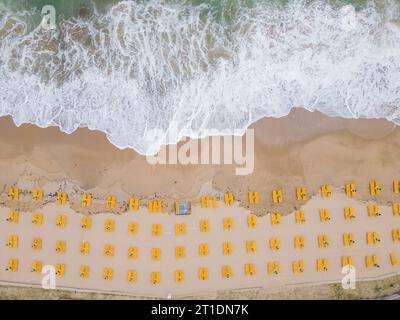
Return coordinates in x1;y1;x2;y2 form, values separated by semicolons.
318;235;329;248
80;242;90;255
148;200;162;213
31;261;42;273
56;263;65;276
271;212;281;226
151;248;161;261
6;235;18;249
394;180;400;194
390;253;397;266
56;241;66;254
8;187;19;201
32;213;43;226
367;232;380;245
272;190;283;203
57;193;67;205
345;183;357;197
128;247;138;260
175;246;185;259
317;258;328;272
201;196;217;209
104;220;115;232
246;241;257;254
294;236;305;250
200;219;210;232
56;215;67;228
103;268;113;281
175;223;187;236
80;265;89;279
81;217;91;230
152;224;162;237
247;215;257;229
127;270;137;283
81;194;92;207
6;211;19;224
129;198;140;211
269;238;280;251
198;268;209;281
392;229;400;242
151;271;160;285
106;195;116;209
365;255;379;269
245;263;256;277
175;270;184;283
32;238;42;250
393;203;400;216
321;185;332;198
223;242;233;255
128;222;138;235
319;210;331;222
222;265;233;279
292;260;305;274
296;187;308;201
224;192;234;206
267;261;280;275
199;243;209;257
248;191;259;204
369;181;381;196
343;233;355;247
33;189;43;202
342;256;354;267
344;207;355;220
223;217;233;231
368;204;381;217
6;259;18;272
295;211;306;224
104;244;114;258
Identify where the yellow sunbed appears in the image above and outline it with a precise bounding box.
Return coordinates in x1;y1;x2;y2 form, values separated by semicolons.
128;222;138;235
248;191;259;204
152;224;162;237
129;198;139;211
201;196;217;209
247;215;257;229
56;215;67;228
127;270;137;283
151;271;160;285
368;204;380;217
317;258;328;272
33;189;43;202
341;256;353;267
272;190;283;203
390;253;397;266
55;241;66;254
344;207;355;220
246;241;257;254
292;260;305;274
57;193;67;205
175;270;184;283
366;232;380;245
369;181;381;196
393;203;400;216
244;263;255;277
151;248;161;261
128;246;138;260
56;263;65;276
81;194;92;207
223;242;233;255
296;187;307;201
223;217;233;231
222;265;233;279
175;246;185;259
319;209;331;222
104;219;115;232
6;259;18;272
295;211;306;224
104;244;114;258
294;236;305;250
8;187;19;201
81;217;91;230
343;233;355;247
31;261;42;273
394;180;400;194
392;229;400;242
269;238;280;251
80;241;90;255
267;261;280;275
6;235;18;249
6;211;19;224
199;243;209;257
148;200;162;213
175;223;187;236
106;195;116;209
321;185;332;198
31;238;42;250
200;219;210;232
80;265;89;279
224;192;234;206
271;212;281;226
198;267;208;281
365;255;379;269
103;268;113;281
318;235;329;248
345;183;357;197
32;213;43;226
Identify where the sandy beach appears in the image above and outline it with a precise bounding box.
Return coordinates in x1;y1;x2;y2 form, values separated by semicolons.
0;109;399;299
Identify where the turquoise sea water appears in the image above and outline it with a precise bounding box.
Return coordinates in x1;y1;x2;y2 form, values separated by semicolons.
0;0;399;154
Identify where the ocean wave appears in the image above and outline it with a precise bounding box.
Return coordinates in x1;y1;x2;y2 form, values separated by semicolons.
0;0;399;154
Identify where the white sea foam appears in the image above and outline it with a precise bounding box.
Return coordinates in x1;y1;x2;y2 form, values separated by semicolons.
0;0;399;155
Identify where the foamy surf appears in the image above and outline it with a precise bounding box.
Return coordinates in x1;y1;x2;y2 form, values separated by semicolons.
0;0;399;155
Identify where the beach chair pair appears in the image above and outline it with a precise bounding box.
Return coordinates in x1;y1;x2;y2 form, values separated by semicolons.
33;189;43;202
246;241;257;254
344;207;356;220
200;219;210;232
343;233;355;247
318;235;329;248
345;183;357;197
56;241;66;254
81;193;92;207
272;190;283;203
175;246;185;259
296;187;308;201
390;253;398;266
317;258;328;272
80;266;89;279
225;192;234;206
321;185;332;198
369;181;381;196
148;200;162;213
80;241;90;255
6;259;18;272
175;223;186;236
245;263;256;277
32;213;43;226
222;265;233;279
81;217;91;230
392;229;400;242
393;203;400;216
342;256;354;267
199;268;209;281
56;215;67;228
293;260;305;274
294;236;305;250
31;261;42;273
247;215;257;229
32;238;42;250
128;222;138;235
319;210;331;222
6;211;19;224
368;204;381;217
267;262;280;275
127;270;137;283
223;217;233;231
175;270;184;283
151;248;161;261
105;220;115;232
367;232;380;245
295;211;306;224
129;198;139;211
151;271;160;285
57;193;67;205
365;255;379;269
8;187;19;201
223;242;233;255
199;243;209;257
269;238;280;251
152;224;162;237
104;244;114;258
6;235;18;249
56;263;65;276
106;195;116;209
128;247;138;260
201;196;217;209
248;191;259;205
103;268;113;281
271;212;281;226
